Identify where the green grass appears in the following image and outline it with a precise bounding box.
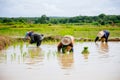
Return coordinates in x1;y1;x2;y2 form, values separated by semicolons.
0;24;120;39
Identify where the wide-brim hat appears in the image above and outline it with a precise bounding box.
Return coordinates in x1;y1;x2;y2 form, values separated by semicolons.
61;35;74;45
97;31;105;38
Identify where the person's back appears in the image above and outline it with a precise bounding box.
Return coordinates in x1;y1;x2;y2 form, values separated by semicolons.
30;33;44;47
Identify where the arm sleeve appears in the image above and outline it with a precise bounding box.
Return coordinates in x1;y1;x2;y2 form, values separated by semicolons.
57;42;63;52
69;42;73;47
95;36;99;42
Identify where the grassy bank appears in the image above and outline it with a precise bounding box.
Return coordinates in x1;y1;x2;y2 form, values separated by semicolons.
0;35;13;50
0;24;120;39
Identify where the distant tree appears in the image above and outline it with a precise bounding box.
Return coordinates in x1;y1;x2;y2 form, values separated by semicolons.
18;18;25;23
98;14;107;25
40;15;48;24
98;14;106;19
50;18;59;24
2;18;13;23
0;14;120;25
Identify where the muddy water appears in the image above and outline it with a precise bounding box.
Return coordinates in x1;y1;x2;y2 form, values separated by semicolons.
0;42;120;80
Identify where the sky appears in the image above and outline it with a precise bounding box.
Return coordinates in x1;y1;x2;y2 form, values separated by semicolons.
0;0;120;17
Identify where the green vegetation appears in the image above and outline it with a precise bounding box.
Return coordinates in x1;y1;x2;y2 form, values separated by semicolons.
82;47;89;54
0;24;120;39
0;14;120;42
0;14;120;25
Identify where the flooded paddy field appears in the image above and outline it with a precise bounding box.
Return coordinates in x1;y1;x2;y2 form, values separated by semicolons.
0;42;120;80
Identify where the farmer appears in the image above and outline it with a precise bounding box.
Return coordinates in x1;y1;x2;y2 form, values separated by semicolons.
57;35;74;53
25;31;44;47
95;30;110;43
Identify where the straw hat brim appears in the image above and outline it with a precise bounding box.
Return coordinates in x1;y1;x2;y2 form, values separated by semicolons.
61;37;72;45
97;31;105;38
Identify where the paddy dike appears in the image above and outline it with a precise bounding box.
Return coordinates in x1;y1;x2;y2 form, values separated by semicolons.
15;35;120;41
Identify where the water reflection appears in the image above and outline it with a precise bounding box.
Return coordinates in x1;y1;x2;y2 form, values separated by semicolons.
100;43;109;53
28;47;42;58
82;53;89;59
0;51;7;63
25;47;44;64
95;43;109;54
57;53;74;69
0;44;44;64
0;42;120;80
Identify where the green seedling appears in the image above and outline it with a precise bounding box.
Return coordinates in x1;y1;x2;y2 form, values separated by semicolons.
82;47;90;59
82;47;89;54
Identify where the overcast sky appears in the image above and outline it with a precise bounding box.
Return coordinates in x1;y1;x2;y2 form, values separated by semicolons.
0;0;120;17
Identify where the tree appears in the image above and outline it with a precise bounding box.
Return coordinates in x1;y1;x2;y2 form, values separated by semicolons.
40;15;48;24
98;14;106;19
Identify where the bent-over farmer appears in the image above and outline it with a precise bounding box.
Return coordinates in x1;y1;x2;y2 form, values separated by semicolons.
95;30;110;43
57;35;74;53
25;31;44;47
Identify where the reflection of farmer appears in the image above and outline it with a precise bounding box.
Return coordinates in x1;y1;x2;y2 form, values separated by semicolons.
95;30;110;43
100;43;109;53
57;35;74;53
28;47;43;59
95;42;109;54
25;31;44;47
57;54;74;69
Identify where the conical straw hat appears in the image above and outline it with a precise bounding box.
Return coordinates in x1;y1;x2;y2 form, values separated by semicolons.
61;36;73;45
97;31;105;38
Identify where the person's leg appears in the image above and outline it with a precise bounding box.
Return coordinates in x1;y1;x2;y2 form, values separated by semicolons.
105;33;110;43
36;40;42;47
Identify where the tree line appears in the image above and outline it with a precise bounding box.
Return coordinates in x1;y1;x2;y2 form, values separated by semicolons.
0;14;120;26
